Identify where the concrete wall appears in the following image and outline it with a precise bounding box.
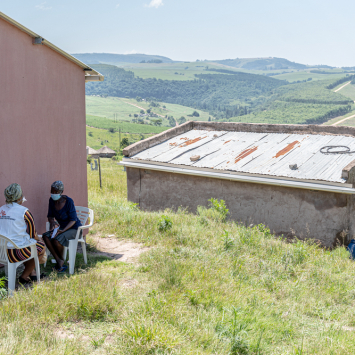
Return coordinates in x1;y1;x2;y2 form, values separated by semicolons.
127;167;355;247
0;18;87;233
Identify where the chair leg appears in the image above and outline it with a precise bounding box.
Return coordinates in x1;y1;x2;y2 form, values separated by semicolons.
68;241;78;275
7;263;16;296
80;241;87;264
34;257;40;283
63;247;68;261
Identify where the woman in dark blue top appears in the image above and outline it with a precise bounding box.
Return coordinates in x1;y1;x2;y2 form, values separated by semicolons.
42;181;81;272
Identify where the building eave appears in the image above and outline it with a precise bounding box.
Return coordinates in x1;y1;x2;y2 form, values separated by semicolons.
120;159;355;195
0;11;104;82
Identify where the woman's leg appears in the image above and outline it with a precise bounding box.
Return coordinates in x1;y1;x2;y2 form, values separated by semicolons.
42;235;64;268
21;259;35;280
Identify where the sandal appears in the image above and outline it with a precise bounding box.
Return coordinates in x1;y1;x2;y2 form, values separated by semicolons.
30;273;47;281
53;265;67;273
18;277;32;285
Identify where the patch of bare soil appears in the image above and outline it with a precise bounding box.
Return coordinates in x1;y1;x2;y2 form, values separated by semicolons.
89;235;150;263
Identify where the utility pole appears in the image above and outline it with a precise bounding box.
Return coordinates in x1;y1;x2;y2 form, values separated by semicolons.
98;157;102;188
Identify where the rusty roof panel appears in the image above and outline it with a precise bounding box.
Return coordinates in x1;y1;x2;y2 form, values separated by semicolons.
131;130;355;183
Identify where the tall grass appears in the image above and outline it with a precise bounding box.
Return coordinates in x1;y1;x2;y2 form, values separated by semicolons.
1;159;355;354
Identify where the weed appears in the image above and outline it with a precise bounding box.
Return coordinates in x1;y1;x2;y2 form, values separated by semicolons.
157;215;172;231
208;198;229;221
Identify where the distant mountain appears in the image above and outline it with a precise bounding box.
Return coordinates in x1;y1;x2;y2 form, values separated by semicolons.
212;57;308;70
72;53;175;65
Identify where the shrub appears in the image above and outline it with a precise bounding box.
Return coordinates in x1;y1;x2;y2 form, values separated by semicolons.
208;198;229;221
87;155;93;164
88;131;93;137
108;127;115;133
120;138;129;149
192;111;200;117
157;215;172;231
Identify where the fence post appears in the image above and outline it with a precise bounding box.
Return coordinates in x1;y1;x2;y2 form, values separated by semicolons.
98;157;102;188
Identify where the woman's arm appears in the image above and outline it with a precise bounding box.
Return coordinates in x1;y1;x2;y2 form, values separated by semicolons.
24;210;38;240
48;217;57;231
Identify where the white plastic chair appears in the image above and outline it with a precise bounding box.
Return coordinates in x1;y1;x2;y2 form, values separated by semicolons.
0;234;40;296
44;207;94;274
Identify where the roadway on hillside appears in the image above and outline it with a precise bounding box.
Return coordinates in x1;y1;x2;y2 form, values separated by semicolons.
331;114;355;126
121;100;165;118
334;81;351;92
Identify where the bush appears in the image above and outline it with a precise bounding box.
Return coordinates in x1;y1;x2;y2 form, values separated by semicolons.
87;155;92;164
108;127;115;133
208;198;229;221
192;111;200;117
120;138;129;149
88;132;93;137
157;215;172;231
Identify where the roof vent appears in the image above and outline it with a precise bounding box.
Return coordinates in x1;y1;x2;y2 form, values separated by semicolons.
289;164;298;170
33;37;44;45
190;155;200;162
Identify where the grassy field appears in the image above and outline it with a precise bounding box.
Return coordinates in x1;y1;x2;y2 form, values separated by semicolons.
2;160;355;353
86;126;161;152
335;83;355;101
86;96;213;125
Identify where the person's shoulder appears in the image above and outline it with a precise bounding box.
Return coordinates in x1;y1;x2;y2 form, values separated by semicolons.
64;196;74;205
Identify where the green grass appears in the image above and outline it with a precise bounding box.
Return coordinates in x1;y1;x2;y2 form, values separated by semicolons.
230;101;352;125
334;83;355;101
86;96;213;126
2;160;355;353
86;114;167;134
86;126;159;152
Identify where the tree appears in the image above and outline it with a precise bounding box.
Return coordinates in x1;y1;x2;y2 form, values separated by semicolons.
88;132;93;137
147;108;151;113
136;96;142;102
108;127;115;133
168;116;175;127
178;116;186;125
120;137;129;148
134;114;138;118
192;111;200;117
152;119;162;126
140;109;145;114
208;117;211;121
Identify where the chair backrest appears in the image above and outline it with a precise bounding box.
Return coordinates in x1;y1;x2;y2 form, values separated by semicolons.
0;234;19;263
45;207;94;232
76;206;94;227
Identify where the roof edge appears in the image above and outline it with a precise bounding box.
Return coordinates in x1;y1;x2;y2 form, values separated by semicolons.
123;121;355;157
119;160;355;195
0;11;104;80
123;121;194;157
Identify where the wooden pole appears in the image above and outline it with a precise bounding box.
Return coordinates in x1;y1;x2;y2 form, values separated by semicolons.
98;157;102;188
119;127;122;148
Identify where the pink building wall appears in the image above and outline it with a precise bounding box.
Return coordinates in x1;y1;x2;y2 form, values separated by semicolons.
0;18;88;233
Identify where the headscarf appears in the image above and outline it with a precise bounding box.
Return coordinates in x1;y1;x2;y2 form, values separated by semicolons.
4;183;22;204
51;181;64;193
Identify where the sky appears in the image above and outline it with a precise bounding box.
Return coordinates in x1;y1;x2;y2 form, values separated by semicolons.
1;0;355;67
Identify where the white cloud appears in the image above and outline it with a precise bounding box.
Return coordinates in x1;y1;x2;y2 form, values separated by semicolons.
146;0;163;8
36;2;52;10
125;50;138;54
116;4;120;8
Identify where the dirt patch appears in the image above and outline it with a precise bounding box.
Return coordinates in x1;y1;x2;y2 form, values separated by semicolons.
120;278;138;288
89;235;150;263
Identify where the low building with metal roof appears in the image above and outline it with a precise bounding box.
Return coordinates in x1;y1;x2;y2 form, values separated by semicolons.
121;121;355;247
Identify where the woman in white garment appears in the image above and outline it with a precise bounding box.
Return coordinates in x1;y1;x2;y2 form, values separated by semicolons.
0;183;46;285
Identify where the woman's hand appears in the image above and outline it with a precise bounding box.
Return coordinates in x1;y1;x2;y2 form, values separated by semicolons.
54;229;63;239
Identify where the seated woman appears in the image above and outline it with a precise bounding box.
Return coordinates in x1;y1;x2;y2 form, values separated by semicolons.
42;181;82;272
0;183;46;285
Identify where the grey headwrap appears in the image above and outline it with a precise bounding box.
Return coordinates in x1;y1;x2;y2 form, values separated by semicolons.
4;183;22;204
51;181;64;192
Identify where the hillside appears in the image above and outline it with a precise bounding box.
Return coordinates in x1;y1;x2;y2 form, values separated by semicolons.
5;160;355;354
72;53;174;65
86;64;286;119
212;57;308;70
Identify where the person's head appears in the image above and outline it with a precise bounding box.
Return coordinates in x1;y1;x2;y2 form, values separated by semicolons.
4;183;23;205
50;181;64;201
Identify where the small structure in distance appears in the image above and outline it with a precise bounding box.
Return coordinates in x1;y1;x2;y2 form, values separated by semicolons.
97;146;116;158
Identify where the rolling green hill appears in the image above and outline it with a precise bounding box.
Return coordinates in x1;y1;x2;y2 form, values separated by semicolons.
212;57;308;70
86;64;286;119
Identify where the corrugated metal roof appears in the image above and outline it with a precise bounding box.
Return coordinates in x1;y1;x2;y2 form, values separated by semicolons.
131;130;355;183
